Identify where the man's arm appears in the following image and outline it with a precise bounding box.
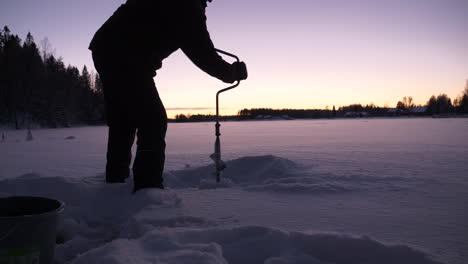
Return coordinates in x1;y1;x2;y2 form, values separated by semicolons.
179;0;238;83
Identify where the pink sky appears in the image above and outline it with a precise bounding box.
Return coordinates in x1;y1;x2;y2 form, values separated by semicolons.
2;0;467;117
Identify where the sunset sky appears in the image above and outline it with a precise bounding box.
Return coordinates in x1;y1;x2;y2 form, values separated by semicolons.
2;0;467;117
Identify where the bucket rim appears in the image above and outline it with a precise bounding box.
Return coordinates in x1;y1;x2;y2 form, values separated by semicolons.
0;196;65;219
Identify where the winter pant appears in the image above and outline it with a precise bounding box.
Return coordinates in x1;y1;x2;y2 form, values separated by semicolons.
92;51;167;189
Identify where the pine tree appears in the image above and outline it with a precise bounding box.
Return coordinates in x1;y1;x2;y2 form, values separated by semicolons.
79;65;96;123
95;73;103;94
0;27;6;122
22;32;44;128
3;32;24;128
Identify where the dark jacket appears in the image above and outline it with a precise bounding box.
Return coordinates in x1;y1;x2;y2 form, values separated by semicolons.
89;0;233;82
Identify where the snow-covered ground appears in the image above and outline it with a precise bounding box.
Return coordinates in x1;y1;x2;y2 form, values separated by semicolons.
1;118;467;264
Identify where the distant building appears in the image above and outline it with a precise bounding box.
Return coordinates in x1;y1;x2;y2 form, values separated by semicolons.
344;112;369;118
409;106;428;114
255;115;272;120
388;106;427;116
255;115;293;120
388;108;403;116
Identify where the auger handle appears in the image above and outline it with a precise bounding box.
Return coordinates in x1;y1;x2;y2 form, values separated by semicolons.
214;48;241;135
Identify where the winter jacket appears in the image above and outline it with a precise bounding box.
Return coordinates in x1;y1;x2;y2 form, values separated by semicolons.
89;0;233;82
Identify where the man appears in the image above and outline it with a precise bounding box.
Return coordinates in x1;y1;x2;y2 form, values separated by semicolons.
90;0;248;192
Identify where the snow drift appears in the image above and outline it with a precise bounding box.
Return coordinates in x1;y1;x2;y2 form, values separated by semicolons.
166;155;299;189
73;226;443;264
166;155;424;194
0;171;442;264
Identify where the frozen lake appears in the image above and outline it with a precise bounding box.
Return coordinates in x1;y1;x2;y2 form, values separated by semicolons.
1;118;467;264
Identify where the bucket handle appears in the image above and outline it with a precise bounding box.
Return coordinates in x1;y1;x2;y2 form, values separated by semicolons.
0;222;22;241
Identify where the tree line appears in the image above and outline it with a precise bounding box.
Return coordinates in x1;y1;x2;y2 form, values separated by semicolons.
174;114;237;122
0;26;105;129
237;108;333;119
237;83;468;120
425;91;468;115
175;82;468;122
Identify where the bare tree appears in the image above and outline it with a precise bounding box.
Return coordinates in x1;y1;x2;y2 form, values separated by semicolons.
40;37;55;61
402;96;413;110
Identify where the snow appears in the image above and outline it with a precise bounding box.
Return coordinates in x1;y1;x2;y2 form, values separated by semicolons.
1;118;467;263
72;226;442;264
167;155;298;189
0;174;442;264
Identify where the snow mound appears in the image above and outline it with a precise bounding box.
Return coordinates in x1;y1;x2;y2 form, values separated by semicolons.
72;226;442;264
166;155;298;189
166;155;416;194
198;178;235;190
0;174;182;222
244;181;354;193
0;174;199;263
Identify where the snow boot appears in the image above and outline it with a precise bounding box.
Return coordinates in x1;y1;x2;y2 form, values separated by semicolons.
132;150;164;192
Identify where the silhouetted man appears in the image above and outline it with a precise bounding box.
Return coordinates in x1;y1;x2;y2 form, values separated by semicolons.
90;0;248;192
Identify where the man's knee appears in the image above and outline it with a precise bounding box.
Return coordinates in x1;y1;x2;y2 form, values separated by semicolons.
158;110;168;133
138;102;167;131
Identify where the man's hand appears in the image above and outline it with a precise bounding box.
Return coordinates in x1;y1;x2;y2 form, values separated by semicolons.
232;61;248;82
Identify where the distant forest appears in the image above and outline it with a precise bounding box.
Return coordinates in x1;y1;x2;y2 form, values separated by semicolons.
1;26;468;128
0;26;105;129
176;86;468;122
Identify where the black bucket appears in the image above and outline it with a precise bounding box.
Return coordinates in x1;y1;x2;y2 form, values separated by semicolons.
0;196;64;264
